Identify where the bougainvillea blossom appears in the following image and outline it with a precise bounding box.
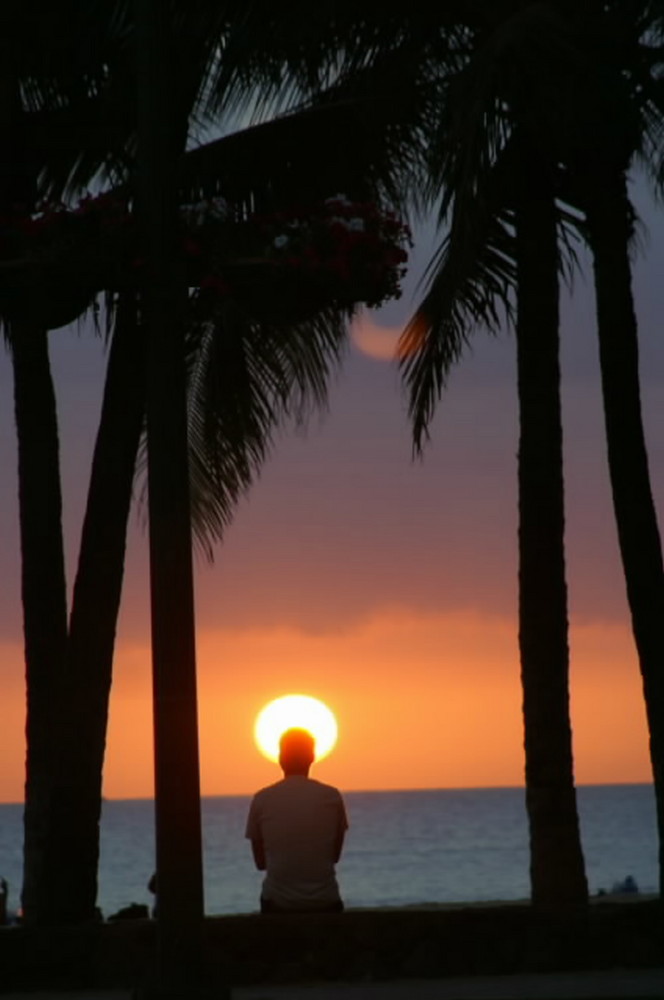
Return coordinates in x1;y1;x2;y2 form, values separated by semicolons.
0;191;411;327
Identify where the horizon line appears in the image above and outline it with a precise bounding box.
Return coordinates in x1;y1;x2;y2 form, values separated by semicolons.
0;779;654;808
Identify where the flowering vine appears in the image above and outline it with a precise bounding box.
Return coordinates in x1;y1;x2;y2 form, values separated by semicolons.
0;191;411;326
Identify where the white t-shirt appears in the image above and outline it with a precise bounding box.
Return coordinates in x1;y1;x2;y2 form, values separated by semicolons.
245;775;348;909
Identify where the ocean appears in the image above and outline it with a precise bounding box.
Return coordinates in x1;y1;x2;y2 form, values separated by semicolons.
0;784;657;918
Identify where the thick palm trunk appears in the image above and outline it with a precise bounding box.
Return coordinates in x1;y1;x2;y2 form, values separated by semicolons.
42;296;145;923
585;170;664;897
515;155;588;906
136;0;207;989
11;323;68;923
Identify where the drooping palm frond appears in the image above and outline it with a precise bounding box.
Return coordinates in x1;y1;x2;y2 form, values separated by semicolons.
7;1;136;202
29;4;444;209
398;1;614;455
184;299;349;559
400;162;586;456
206;4;461;123
173;68;423;551
180;46;439;218
400;203;515;453
422;0;588;221
396;8;522;453
168;42;436;553
17;3;241;203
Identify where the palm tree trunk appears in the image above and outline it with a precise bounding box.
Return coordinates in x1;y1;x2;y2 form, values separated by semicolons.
11;322;68;924
585;169;664;897
515;150;588;906
136;0;207;990
42;295;145;923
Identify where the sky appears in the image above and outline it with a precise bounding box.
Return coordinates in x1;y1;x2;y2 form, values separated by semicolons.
0;181;663;803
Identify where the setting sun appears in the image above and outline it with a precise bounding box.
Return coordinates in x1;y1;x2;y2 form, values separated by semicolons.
254;694;338;763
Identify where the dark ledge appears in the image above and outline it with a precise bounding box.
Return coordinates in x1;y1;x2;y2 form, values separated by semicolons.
1;898;662;991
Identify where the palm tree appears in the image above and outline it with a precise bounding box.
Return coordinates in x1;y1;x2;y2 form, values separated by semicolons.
8;319;69;922
513;139;587;903
398;17;588;898
557;0;664;896
135;2;205;978
0;0;150;924
22;295;146;924
456;0;664;897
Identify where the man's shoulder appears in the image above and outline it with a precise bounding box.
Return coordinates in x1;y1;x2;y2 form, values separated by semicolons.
305;778;345;800
307;778;341;792
250;778;345;807
254;778;342;795
251;779;286;801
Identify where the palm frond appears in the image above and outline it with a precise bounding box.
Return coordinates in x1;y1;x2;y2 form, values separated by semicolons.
400;192;516;454
180;50;438;217
207;5;453;122
184;298;348;558
8;1;135;202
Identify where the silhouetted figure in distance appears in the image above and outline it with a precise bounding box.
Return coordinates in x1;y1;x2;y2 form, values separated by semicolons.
246;728;347;913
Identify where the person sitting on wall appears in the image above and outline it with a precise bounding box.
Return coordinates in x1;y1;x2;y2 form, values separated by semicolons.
245;728;348;913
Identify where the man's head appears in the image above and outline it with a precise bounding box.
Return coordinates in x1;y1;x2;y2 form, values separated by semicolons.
279;728;316;776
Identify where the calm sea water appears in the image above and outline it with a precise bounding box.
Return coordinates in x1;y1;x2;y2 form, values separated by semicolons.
0;785;657;918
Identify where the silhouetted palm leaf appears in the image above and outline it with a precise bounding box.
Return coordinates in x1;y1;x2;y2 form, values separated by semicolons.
185;303;347;558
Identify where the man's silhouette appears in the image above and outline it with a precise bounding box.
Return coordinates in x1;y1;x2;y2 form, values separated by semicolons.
246;727;348;913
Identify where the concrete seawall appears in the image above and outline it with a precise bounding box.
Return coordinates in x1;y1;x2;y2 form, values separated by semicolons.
1;899;662;991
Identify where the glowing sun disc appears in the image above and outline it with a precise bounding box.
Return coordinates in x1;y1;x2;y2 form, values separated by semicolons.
254;694;338;763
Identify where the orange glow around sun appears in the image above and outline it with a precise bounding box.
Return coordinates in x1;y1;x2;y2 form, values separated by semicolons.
254;693;338;762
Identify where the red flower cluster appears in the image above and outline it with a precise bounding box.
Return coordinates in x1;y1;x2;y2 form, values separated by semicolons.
239;195;410;309
0;191;411;320
184;194;411;314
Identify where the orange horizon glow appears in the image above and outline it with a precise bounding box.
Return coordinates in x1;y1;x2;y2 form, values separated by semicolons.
0;609;653;805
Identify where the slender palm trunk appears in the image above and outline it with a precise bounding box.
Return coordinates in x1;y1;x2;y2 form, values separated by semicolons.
515;151;588;906
585;169;664;897
11;323;68;924
42;296;145;923
136;0;207;989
